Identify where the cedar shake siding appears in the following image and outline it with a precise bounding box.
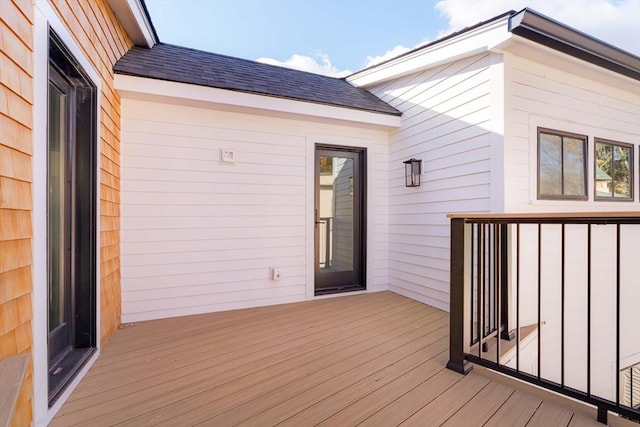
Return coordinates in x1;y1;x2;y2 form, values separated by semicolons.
1;0;132;424
1;1;35;425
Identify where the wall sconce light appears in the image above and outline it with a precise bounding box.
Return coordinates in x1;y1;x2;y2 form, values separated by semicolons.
403;158;422;187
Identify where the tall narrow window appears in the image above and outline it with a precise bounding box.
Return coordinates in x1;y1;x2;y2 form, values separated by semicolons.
594;139;633;201
47;30;97;405
538;128;587;200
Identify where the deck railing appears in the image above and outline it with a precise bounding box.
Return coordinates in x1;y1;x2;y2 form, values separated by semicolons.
318;217;333;268
447;212;640;424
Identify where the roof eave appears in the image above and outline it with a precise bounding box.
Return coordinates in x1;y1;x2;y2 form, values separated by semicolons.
106;0;158;47
114;74;402;130
347;13;512;88
509;8;640;81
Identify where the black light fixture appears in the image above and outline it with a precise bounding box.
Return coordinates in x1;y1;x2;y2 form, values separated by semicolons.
403;158;422;187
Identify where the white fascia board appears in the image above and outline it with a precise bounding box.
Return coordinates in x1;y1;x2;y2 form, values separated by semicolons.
495;36;640;92
348;16;511;88
106;0;156;47
114;74;402;129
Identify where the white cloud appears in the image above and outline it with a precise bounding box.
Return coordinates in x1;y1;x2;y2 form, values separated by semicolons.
364;44;415;68
256;53;352;77
435;0;640;56
358;0;639;73
257;0;638;78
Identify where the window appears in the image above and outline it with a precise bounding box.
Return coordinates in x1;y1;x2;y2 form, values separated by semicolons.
538;128;587;199
594;139;633;200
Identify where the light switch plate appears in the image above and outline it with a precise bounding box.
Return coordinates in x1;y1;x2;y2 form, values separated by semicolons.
220;149;235;164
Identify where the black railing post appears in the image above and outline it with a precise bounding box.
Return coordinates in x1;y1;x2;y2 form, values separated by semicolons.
499;223;514;341
597;407;607;424
447;217;472;375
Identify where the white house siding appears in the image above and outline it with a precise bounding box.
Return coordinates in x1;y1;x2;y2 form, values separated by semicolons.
502;51;640;213
367;53;500;311
501;50;640;404
119;98;390;322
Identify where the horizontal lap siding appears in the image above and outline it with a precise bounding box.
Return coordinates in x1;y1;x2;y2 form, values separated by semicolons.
0;1;34;425
120;99;389;322
370;53;495;311
504;54;640;212
502;54;640;399
47;0;132;345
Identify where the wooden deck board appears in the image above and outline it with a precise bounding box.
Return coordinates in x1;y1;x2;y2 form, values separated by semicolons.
51;291;608;427
316;355;452;426
240;332;448;426
527;400;574;427
73;292;404;391
189;312;447;426
277;350;449;426
93;291;397;370
570;413;609;427
440;381;514;426
117;301;440;426
358;367;465;426
484;389;542;426
397;372;491;426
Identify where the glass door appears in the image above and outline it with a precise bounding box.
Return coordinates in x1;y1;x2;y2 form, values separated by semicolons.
47;69;73;366
314;146;365;294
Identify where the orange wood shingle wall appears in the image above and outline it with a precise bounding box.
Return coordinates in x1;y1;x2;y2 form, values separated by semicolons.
0;1;132;424
1;1;35;425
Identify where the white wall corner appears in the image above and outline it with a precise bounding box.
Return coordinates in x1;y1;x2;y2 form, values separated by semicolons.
488;52;506;213
304;136;315;301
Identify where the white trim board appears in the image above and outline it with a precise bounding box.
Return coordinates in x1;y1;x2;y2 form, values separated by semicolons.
114;74;402;130
105;0;156;47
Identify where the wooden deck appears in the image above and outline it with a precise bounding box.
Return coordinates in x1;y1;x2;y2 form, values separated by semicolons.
52;291;608;426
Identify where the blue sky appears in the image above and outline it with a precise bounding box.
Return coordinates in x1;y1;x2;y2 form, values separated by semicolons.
145;0;640;76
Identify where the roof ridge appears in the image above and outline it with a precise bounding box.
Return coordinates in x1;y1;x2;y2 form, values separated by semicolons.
147;42;350;81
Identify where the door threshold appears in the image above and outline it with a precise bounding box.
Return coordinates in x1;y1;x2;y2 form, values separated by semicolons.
48;347;95;407
315;285;366;296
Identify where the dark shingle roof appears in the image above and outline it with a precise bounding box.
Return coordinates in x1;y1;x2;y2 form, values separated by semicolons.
114;43;400;116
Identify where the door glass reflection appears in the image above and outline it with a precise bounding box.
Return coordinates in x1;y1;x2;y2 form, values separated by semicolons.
48;82;66;332
318;156;353;272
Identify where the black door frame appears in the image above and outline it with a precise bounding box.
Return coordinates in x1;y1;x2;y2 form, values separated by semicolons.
314;144;366;295
47;29;97;406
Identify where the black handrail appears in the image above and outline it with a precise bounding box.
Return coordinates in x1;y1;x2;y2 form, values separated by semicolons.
448;213;640;424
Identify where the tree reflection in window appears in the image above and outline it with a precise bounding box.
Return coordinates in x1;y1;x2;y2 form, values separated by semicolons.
595;139;632;200
319;156;333;175
538;130;587;199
